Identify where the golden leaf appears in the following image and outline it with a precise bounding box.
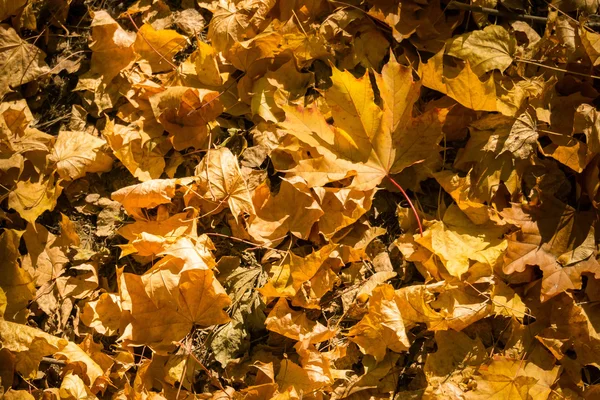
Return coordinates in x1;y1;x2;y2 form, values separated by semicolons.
348;284;410;361
193;41;223;86
134;24;187;74
102;120;166;181
8;173;62;225
0;320;67;378
468;356;560;400
259;244;337;299
149;86;222;151
111;178;181;216
81;293;122;336
0;24;49;96
191;147;255;222
265;298;335;345
447;25;516;76
49;130;113;181
83;11;135;82
0;229;35;323
281;55;448;190
416;204;507;277
247;177;323;244
118;268;230;353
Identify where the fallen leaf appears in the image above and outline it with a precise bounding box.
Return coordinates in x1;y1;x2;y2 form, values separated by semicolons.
134;23;187;73
83;11;135;82
189;147;255;222
348;284;410;361
247;177;323;243
0;229;35;323
0;320;67;378
447;25;516;76
50;130;113;181
119;268;230;353
0;24;49;96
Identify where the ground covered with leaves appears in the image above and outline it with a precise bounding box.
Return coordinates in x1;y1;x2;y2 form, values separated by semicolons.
3;0;600;398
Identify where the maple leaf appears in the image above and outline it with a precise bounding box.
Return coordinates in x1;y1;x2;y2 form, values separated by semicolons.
189;147;255;222
207;3;258;53
111;178;193;218
81;11;135;82
133;23;186;73
102;120;166;181
280;53;448;191
265;298;336;345
0;0;27;21
55;338;112;393
246;176;323;244
7;173;63;225
447;25;516;76
118;268;230;353
259;244;337;300
49;130;113;181
193;41;223;86
0;229;35;323
422;49;497;112
416;204;507;277
0;320;67;378
0;24;49;97
348;284;410;361
21;223;69;286
149;86;223;151
502;197;600;301
467;356;560;400
424;330;486;397
80;293;122;336
117;211;196;244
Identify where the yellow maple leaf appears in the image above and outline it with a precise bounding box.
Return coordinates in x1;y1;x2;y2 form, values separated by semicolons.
259;244;337;300
348;284;410;361
134;23;187;74
0;229;35;323
468;356;560;400
49;130;113;181
81;293;122;336
265;298;335;345
247;177;323;244
0;24;49;96
7;173;62;225
149;86;223;151
82;11;135;82
0;320;67;378
281;53;448;191
189;147;255;222
118;268;230;354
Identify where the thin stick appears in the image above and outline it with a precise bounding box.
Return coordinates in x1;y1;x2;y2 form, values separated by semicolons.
447;1;547;24
516;57;600;80
41;357;66;366
386;175;424;237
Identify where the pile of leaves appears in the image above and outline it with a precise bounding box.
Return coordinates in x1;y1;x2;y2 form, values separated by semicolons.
4;0;600;398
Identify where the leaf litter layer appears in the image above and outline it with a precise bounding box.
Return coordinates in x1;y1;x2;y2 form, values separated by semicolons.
2;0;600;399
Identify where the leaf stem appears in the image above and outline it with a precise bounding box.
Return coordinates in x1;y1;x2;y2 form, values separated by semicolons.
386;175;424;237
